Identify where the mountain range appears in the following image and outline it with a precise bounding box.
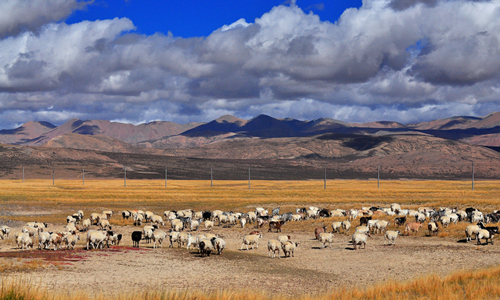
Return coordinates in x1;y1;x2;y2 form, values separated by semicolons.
1;112;500;180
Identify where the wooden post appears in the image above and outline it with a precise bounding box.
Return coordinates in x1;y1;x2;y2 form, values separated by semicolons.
165;167;167;188
210;165;213;188
324;164;326;190
377;162;380;189
124;166;126;187
82;166;85;185
249;166;251;189
52;166;55;186
472;161;475;191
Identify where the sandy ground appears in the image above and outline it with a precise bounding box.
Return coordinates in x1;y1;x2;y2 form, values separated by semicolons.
2;216;500;297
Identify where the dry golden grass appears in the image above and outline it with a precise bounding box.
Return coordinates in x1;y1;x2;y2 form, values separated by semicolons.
2;179;499;229
3;265;500;300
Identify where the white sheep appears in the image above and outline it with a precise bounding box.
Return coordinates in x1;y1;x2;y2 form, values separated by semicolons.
107;232;123;247
169;231;180;248
211;237;225;255
122;210;131;219
375;220;390;234
440;216;451;228
144;211;155;222
190;219;200;231
177;232;190;247
204;220;214;231
448;213;459;224
281;241;298;257
465;225;481;242
86;230;108;250
239;217;247;228
65;223;77;234
77;210;84;220
186;234;199;250
366;220;378;233
38;231;51;250
15;232;29;248
342;220;351;235
151;215;165;227
415;213;426;223
152;230;168;248
291;214;302;221
384;230;400;245
355;225;370;235
428;222;439;235
0;225;10;239
98;219;112;230
331;222;342;233
63;234;80;250
240;233;263;250
21;235;33;250
90;213;100;225
268;239;281;258
50;232;64;250
143;226;156;243
318;232;334;248
67;216;77;224
278;235;290;244
352;232;369;250
472;211;484;223
477;229;495;245
82;219;91;231
247;212;257;223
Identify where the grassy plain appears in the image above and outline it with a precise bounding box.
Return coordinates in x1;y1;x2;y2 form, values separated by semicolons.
3;264;500;300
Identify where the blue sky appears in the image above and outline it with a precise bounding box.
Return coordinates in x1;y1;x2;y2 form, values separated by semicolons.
0;0;500;128
66;1;363;37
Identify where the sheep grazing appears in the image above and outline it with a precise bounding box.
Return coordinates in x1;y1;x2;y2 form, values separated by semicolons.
63;234;80;250
67;216;77;224
268;220;285;232
355;225;370;235
211;237;225;255
38;231;52;250
240;233;263;251
103;210;113;220
122;210;131;219
239;217;247;228
152;230;168;249
428;222;439;236
50;232;64;250
375;220;390;234
415;213;426;223
384;230;400;245
21;235;33;250
477;229;495;245
404;222;423;236
143;225;156;244
190;219;201;231
177;232;190;248
98;219;112;230
204;220;214;231
342;220;351;235
0;226;10;239
291;214;302;221
186;235;200;250
359;216;372;226
90;213;100;225
107;232;123;247
81;219;91;231
15;232;29;248
86;231;108;250
318;232;334;248
465;225;481;242
278;235;291;244
331;222;342;233
134;214;144;226
352;232;369;250
132;231;142;247
366;220;378;233
314;226;328;240
281;241;298;257
169;231;180;248
440;216;451;228
268;239;281;258
395;216;407;227
199;238;214;257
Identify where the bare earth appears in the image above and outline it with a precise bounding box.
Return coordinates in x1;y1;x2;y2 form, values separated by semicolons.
1;220;500;298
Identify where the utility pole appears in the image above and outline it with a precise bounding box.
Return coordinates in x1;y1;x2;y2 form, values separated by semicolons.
377;162;380;189
52;166;55;186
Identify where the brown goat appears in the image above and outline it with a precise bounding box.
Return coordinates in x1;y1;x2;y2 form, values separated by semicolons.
314;226;328;240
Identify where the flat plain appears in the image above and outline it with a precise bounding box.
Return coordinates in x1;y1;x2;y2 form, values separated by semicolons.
1;179;500;299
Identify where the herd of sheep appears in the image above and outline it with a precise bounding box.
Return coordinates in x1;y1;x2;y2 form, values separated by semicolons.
0;203;498;258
